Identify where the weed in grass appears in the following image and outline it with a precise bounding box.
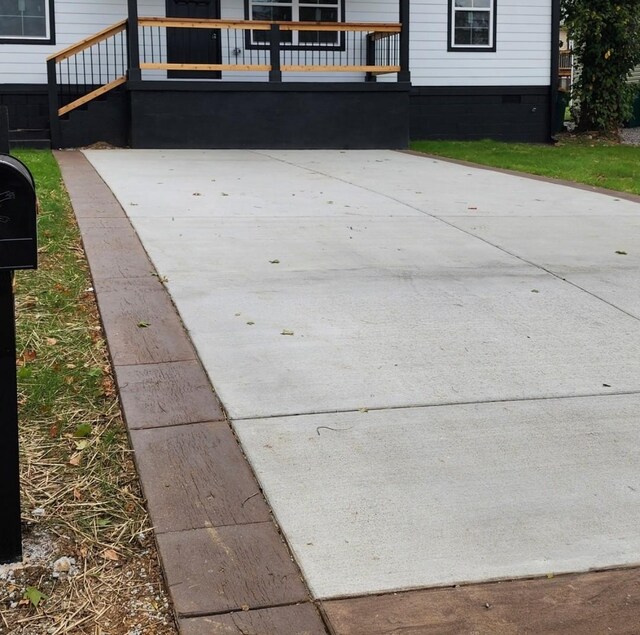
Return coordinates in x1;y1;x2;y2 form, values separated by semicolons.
0;150;176;635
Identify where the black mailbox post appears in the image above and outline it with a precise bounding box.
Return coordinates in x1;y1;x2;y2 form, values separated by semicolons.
0;154;37;564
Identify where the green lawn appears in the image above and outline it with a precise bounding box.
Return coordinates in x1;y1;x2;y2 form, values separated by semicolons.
410;139;640;196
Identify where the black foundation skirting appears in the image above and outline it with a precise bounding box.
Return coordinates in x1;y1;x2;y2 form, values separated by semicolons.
410;86;551;143
58;88;128;148
0;85;49;131
128;82;410;150
3;81;554;148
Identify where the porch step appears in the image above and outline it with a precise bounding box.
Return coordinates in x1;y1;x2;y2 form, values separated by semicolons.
9;129;51;149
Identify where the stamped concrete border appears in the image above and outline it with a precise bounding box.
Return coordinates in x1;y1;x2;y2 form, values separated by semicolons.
55;150;329;635
56;149;640;635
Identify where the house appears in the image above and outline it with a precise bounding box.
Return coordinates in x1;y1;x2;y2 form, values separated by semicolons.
0;0;560;149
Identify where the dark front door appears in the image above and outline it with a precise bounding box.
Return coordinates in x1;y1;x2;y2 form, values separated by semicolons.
166;0;221;78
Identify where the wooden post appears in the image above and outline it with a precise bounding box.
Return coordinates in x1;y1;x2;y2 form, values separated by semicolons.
398;0;410;82
269;24;282;82
0;271;22;564
365;33;376;82
127;0;141;81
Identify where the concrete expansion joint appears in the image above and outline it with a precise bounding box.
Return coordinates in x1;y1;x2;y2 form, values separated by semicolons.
232;388;640;422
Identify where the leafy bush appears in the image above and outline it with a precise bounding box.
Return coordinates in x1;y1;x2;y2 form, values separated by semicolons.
562;0;640;131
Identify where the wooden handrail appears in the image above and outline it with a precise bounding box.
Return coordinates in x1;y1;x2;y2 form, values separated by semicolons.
282;65;400;72
47;19;127;63
280;22;400;32
139;17;270;30
141;62;271;71
57;76;127;116
58;77;127;117
138;16;401;33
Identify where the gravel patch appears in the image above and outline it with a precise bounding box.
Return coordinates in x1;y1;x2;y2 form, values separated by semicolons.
620;127;640;145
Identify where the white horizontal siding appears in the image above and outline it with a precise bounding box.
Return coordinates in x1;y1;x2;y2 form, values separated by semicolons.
0;0;551;87
407;0;552;87
0;0;161;84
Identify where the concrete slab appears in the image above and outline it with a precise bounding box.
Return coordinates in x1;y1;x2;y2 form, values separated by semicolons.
254;150;640;218
84;150;421;220
234;395;640;599
162;264;640;419
444;214;640;318
81;149;640;606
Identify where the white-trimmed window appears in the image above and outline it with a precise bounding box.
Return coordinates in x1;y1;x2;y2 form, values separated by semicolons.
0;0;53;42
248;0;343;47
449;0;495;51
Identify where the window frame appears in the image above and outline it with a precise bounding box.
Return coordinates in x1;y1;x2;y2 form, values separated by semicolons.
244;0;346;52
0;0;55;45
447;0;496;53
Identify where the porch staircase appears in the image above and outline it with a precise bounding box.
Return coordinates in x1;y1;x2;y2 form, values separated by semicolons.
57;89;128;148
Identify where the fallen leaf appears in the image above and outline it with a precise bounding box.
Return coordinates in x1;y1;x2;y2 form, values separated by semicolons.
23;587;45;608
531;289;539;293
192;192;201;196
45;337;58;346
137;321;150;328
73;488;83;501
102;549;119;561
269;259;280;264
74;423;92;438
281;329;294;336
19;349;37;365
615;250;627;255
246;321;255;325
74;439;90;451
241;604;250;612
69;453;82;466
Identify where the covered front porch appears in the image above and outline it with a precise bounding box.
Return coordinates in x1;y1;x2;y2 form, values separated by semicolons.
47;0;411;149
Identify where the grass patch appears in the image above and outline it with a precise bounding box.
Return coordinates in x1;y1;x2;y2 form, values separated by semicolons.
1;150;175;634
410;137;640;196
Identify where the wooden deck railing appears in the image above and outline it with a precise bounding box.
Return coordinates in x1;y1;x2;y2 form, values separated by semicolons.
46;16;402;142
138;17;401;78
47;20;128;117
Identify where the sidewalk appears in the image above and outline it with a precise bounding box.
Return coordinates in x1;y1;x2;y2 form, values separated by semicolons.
57;149;640;634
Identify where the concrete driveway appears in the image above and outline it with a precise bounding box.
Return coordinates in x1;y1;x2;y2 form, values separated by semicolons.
83;149;640;602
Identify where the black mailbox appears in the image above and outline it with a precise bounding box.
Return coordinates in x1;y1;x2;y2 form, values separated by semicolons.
0;155;37;271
